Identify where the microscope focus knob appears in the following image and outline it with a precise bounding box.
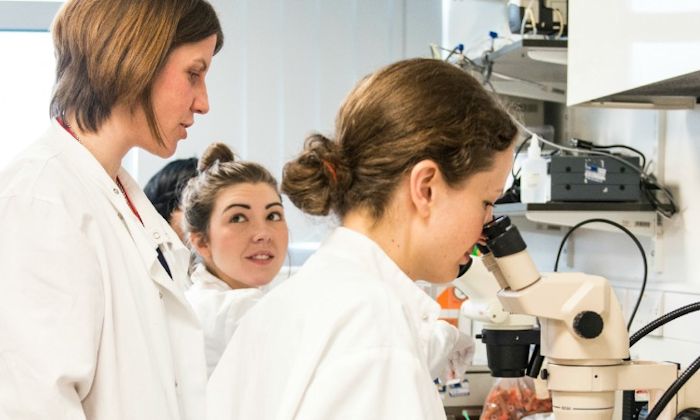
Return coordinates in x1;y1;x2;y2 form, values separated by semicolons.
573;311;604;339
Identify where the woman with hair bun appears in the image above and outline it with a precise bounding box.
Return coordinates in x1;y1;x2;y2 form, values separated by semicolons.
181;142;289;377
208;58;518;420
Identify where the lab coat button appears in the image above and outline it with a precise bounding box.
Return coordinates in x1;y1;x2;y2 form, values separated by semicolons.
159;291;164;299
113;188;120;195
174;380;178;388
153;232;161;240
421;314;429;321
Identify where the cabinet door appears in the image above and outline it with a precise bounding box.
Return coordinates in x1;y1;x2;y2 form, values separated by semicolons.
567;1;700;106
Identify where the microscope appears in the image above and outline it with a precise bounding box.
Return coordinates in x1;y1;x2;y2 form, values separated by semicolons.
455;216;700;420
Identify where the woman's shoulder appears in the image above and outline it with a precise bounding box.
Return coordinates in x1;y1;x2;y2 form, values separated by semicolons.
0;135;93;207
256;257;403;333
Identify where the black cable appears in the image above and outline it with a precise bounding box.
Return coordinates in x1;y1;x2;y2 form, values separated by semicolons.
512;136;532;179
629;301;700;347
645;354;700;420
624;303;700;420
588;143;674;217
568;139;677;218
570;138;646;171
591;144;646;170
641;174;678;218
553;218;647;331
495;136;533;205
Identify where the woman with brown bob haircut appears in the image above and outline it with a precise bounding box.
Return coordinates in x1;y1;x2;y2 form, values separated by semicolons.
208;58;518;420
0;0;223;419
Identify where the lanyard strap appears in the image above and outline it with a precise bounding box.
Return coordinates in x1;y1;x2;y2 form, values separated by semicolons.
115;177;144;225
57;117;172;279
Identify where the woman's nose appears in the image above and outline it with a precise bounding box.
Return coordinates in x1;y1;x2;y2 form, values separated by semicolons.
192;82;210;115
252;227;272;243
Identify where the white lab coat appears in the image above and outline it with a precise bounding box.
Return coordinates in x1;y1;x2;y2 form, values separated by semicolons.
185;264;264;376
208;227;447;420
0;120;207;420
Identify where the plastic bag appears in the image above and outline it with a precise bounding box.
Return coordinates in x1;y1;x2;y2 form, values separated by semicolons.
480;377;552;420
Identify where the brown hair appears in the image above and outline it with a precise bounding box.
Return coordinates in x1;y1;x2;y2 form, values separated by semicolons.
282;58;518;220
50;0;224;146
181;143;280;242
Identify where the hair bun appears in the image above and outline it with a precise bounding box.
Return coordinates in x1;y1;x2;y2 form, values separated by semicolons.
198;142;235;173
282;133;348;216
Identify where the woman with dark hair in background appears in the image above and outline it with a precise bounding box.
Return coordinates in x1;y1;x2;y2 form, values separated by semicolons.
145;157;199;242
181;142;289;377
208;58;518;420
0;0;223;418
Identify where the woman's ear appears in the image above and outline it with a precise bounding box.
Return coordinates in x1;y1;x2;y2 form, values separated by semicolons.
408;160;441;218
189;232;210;259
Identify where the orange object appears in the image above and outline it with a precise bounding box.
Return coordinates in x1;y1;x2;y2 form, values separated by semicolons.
480;378;552;420
437;286;467;327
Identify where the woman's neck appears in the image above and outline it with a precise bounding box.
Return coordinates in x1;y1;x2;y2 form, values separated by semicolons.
64;113;134;180
343;206;417;280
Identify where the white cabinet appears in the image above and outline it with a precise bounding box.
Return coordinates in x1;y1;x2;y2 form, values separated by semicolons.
567;0;700;108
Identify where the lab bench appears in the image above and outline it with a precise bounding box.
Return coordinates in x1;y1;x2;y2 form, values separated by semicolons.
442;366;495;420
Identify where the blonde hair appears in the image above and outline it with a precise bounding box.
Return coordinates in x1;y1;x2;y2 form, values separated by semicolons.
50;0;223;146
282;58;518;220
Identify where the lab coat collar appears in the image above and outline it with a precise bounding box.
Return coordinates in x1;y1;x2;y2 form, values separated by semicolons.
115;169;193;290
324;227;441;331
190;263;234;292
44;119;190;297
115;168;186;250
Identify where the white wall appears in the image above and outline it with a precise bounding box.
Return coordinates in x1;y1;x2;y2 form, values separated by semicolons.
442;0;514;57
134;0;442;244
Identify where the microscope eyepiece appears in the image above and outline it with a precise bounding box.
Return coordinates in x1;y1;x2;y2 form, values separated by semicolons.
482;215;512;240
482;216;527;258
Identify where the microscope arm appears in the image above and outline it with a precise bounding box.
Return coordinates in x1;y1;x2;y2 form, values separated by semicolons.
497;268;629;362
454;256;536;329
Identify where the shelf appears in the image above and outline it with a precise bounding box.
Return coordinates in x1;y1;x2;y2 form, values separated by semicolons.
495;202;660;238
475;33;699;108
475;38;567;103
482;38;567;84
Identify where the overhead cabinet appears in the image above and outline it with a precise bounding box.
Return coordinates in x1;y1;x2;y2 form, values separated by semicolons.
567;1;700;108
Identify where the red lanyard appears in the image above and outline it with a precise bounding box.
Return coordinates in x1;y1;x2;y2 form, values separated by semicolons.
57;117;144;225
57;118;173;279
116;177;144;225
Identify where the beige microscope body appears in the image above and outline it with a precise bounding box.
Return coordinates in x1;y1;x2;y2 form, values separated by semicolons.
458;220;700;420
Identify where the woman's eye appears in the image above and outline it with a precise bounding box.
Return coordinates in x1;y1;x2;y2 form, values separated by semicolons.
230;214;247;223
483;201;494;210
189;72;201;83
267;211;284;222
